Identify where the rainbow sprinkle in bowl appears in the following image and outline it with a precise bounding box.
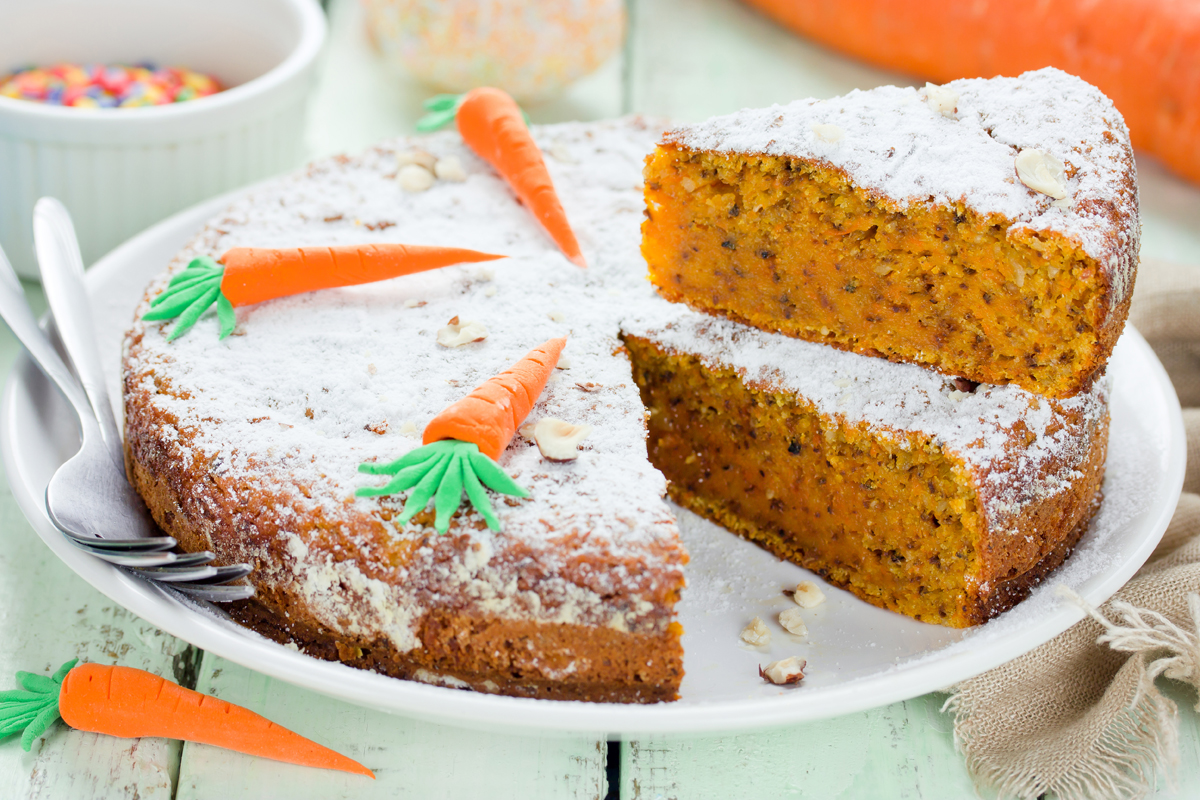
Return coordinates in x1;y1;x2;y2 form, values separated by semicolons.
0;0;326;278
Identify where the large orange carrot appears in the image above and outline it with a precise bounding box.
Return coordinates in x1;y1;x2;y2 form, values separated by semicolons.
0;659;373;778
742;0;1200;185
143;244;505;340
358;337;567;533
418;88;587;268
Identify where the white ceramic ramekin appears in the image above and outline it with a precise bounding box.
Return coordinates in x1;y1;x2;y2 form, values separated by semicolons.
0;0;326;278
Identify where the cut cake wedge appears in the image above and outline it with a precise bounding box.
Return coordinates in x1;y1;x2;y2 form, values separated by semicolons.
622;300;1109;627
642;68;1139;399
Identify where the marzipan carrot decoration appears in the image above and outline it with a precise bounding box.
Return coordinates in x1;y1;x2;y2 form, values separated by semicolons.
417;87;587;268
0;659;373;778
357;336;566;533
143;244;506;340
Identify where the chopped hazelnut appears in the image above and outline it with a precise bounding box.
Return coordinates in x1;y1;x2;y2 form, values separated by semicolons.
437;317;488;347
740;616;771;646
434;155;468;182
792;580;826;608
398;164;435;192
760;656;806;685
811;123;844;143
923;83;959;117
397;148;437;170
556;355;572;369
1015;149;1068;200
778;607;808;636
530;418;592;461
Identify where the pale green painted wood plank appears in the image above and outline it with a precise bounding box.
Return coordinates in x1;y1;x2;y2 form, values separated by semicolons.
306;0;623;160
621;695;975;800
0;282;195;800
622;688;1199;799
175;653;607;800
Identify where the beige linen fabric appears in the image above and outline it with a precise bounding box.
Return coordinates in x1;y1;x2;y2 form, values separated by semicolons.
945;260;1200;800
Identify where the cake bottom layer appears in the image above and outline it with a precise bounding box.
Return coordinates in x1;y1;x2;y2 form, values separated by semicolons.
624;334;1106;627
125;441;683;704
228;593;683;704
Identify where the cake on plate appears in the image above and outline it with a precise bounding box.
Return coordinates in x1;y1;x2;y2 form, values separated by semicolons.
123;77;1125;702
641;68;1138;399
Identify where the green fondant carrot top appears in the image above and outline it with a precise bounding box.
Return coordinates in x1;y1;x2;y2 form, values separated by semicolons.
357;336;566;534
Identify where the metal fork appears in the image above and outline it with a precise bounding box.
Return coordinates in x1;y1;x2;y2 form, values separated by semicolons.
0;201;253;602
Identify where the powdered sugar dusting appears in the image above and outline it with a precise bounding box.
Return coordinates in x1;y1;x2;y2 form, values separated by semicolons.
621;299;1108;535
125;119;686;650
668;68;1139;314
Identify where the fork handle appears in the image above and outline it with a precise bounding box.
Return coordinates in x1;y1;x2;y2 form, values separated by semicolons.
33;198;124;467
0;242;98;435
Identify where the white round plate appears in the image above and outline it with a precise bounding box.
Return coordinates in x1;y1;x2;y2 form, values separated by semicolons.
1;193;1186;736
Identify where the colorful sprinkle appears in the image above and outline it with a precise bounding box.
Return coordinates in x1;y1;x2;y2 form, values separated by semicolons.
0;62;222;108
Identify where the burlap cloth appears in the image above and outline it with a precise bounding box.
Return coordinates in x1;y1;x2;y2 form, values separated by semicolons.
943;259;1200;799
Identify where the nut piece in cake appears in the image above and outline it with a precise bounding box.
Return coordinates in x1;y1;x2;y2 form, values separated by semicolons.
791;581;826;608
740;616;771;646
527;418;592;461
434;155;468;182
1015;148;1068;199
760;657;807;685
397;163;435;192
437;316;488;347
778;608;808;637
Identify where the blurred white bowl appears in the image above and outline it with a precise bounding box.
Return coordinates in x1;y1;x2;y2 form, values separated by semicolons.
0;0;326;278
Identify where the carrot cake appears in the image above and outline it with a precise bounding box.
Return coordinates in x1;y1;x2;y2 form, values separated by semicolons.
642;68;1138;399
621;301;1109;627
122;114;1114;703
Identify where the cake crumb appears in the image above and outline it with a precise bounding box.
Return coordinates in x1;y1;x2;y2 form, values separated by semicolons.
791;581;825;608
760;656;806;685
548;310;566;322
778;607;808;636
484;285;498;297
740;616;770;646
437;317;488;347
404;299;426;308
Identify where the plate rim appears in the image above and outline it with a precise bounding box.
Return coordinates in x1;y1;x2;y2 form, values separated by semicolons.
1;192;1187;736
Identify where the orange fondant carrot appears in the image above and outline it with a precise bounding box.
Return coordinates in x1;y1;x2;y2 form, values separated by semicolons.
358;337;568;533
143;244;505;340
423;336;567;459
1;659;373;778
419;88;587;268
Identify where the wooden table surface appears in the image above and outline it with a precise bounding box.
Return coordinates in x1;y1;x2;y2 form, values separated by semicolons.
1;1;1197;797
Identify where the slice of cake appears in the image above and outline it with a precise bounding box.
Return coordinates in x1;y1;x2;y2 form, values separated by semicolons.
621;301;1109;627
642;68;1138;399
